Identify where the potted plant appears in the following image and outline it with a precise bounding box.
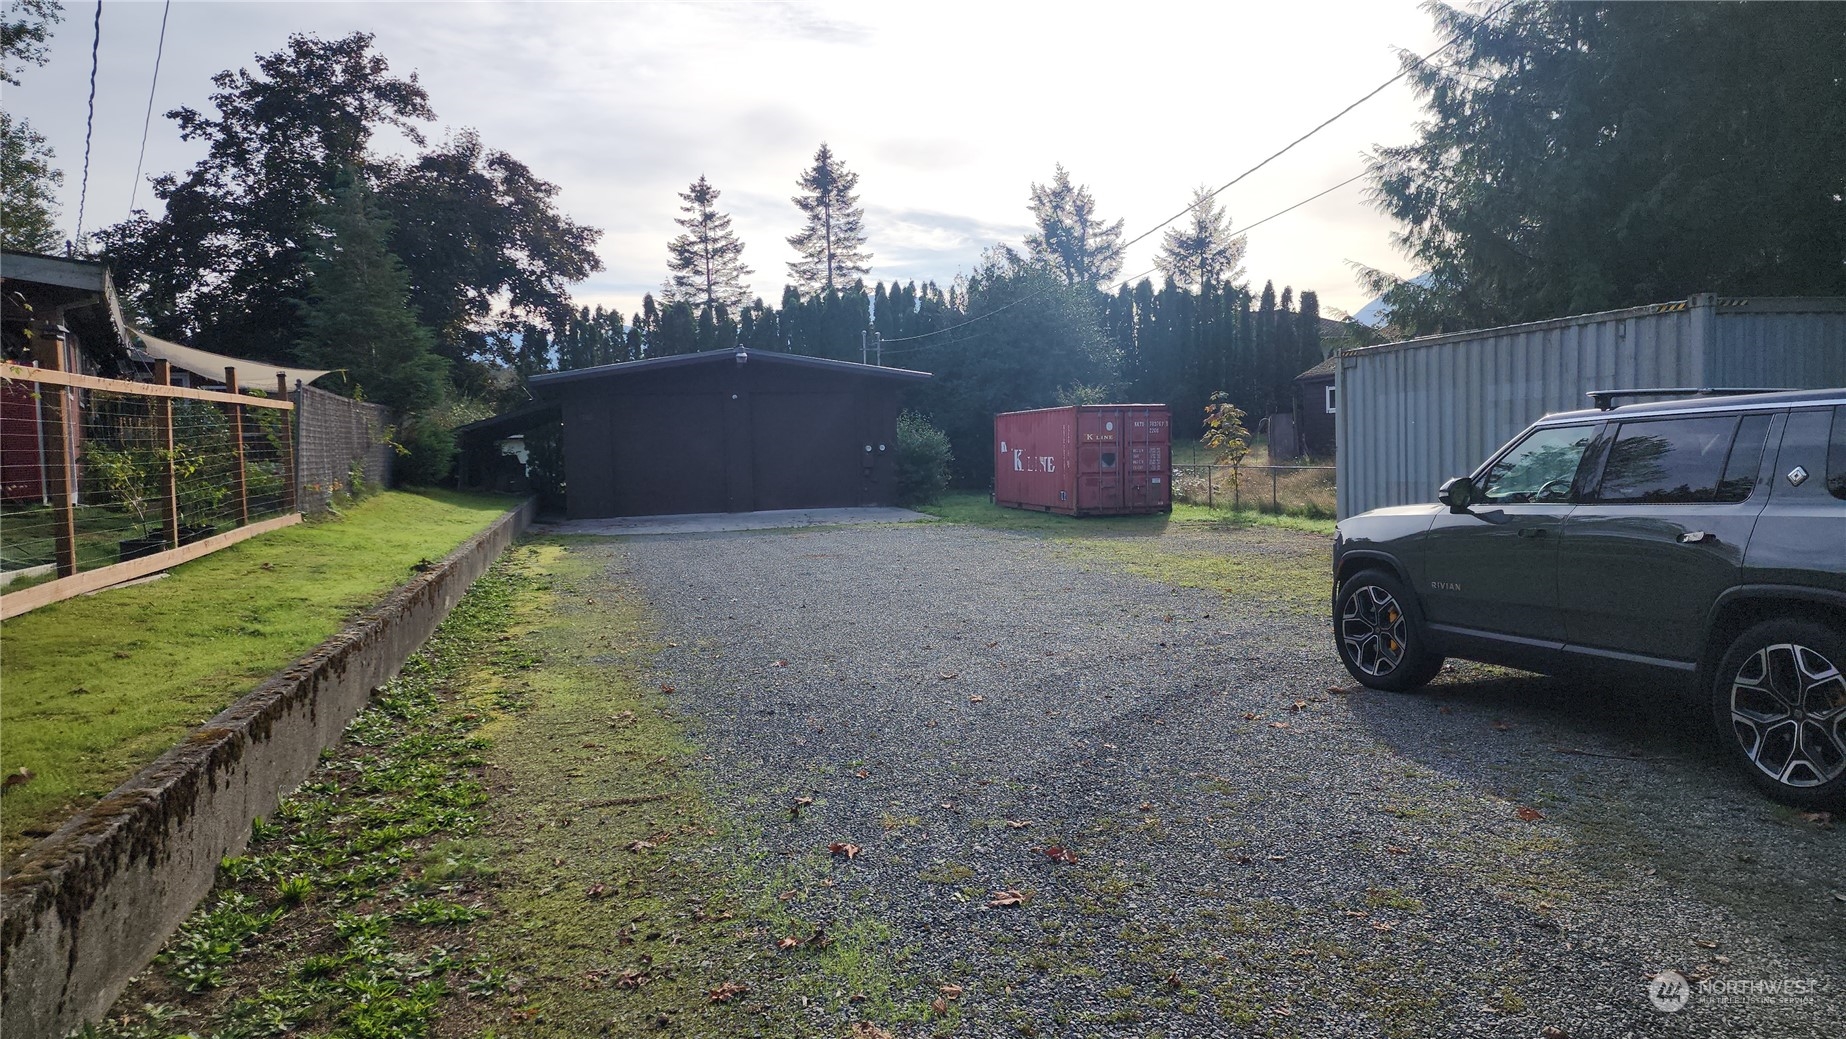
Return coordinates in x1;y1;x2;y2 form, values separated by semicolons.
85;442;167;562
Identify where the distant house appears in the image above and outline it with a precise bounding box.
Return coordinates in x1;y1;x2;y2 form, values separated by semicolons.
1293;354;1337;458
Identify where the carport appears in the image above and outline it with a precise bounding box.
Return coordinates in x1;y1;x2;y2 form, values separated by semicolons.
528;348;929;519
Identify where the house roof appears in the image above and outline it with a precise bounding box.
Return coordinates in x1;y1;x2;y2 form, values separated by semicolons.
0;250;134;358
528;347;931;392
454;401;562;439
1295;354;1338;381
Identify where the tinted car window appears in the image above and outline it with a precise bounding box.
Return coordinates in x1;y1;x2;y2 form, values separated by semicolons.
1595;416;1740;504
1716;412;1772;502
1479;425;1595;504
1830;405;1846;501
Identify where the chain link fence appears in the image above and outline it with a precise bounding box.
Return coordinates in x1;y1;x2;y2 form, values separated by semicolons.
292;384;393;514
1171;462;1337;519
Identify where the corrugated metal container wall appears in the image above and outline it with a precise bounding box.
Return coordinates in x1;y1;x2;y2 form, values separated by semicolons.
994;405;1171;516
1337;294;1846;518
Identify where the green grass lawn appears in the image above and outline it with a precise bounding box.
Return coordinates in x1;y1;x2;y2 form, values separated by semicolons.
918;490;1336;536
0;489;517;858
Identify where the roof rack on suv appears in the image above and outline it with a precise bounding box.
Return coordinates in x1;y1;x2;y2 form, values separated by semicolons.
1585;387;1792;411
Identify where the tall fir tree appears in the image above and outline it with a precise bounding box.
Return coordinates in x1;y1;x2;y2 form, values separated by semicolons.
296;170;447;412
1155;186;1247;292
786;143;872;294
664;175;752;311
1024;164;1125;288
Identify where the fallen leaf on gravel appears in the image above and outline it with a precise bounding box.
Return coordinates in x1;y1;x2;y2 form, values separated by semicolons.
1139;801;1155;811
777;890;798;902
1385;845;1410;855
930;998;950;1015
1492;720;1513;731
1040;846;1079;864
985;641;998;648
939;672;959;680
968;695;985;703
939;983;964;1000
1795;810;1834;826
1540;1028;1569;1039
776;937;800;950
828;842;861;860
1695;939;1719;949
585;883;607;898
626;840;655;852
1290;700;1307;711
1714;955;1731;965
708;980;749;1003
850;1023;892;1039
1515;806;1545;822
925;719;939;728
1326;685;1352;695
771;659;789;668
1269;721;1289;729
1166;971;1183;988
659;684;676;693
793;796;815;807
848;993;869;1004
1267;854;1287;862
1372;921;1396;932
988;888;1028;907
1271;1005;1293;1017
1342;910;1368;918
1004;819;1033;829
1242;712;1260;721
854;769;870;779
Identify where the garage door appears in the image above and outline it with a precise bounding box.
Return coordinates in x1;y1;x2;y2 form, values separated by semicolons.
607;393;728;516
748;391;865;511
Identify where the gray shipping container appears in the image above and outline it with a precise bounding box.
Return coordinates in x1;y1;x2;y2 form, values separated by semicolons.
1335;293;1846;518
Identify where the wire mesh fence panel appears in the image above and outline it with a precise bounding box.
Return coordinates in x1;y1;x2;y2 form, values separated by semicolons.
292;385;394;514
0;364;296;611
1171;463;1337;519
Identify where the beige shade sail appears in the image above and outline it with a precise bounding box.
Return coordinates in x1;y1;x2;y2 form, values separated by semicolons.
130;327;333;389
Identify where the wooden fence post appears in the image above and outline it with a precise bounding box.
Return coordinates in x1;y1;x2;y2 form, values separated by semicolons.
39;337;79;577
156;361;180;549
278;373;297;513
226;367;248;527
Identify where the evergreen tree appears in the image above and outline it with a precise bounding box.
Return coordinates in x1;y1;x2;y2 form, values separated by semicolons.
296;170;447;412
1155;187;1246;292
1367;2;1846;334
786;143;871;294
1024;164;1125;287
664;175;752;311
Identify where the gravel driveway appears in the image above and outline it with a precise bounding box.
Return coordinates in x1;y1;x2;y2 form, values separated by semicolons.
599;520;1840;1038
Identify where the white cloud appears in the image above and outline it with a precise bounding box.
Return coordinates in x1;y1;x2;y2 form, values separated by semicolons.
7;0;1440;320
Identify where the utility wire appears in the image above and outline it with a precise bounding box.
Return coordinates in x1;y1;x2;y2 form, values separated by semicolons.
73;0;103;248
129;0;172;214
879;170;1370;357
878;0;1515;350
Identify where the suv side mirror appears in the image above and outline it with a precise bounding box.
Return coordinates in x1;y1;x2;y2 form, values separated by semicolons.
1438;476;1475;513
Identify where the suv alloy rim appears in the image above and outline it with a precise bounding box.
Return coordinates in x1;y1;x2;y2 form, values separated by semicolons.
1341;585;1407;677
1729;642;1846;787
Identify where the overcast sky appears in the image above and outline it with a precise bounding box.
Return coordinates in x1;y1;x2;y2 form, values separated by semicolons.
6;0;1447;321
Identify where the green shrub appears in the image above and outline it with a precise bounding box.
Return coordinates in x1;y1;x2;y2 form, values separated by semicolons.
395;415;456;487
895;411;953;506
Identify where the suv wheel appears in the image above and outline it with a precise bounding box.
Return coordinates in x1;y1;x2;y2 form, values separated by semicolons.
1335;569;1443;692
1711;619;1846;810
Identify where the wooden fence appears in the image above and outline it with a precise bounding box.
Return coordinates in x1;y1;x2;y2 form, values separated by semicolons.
0;361;300;619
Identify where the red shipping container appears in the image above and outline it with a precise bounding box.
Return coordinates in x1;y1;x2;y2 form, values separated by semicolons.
993;405;1172;516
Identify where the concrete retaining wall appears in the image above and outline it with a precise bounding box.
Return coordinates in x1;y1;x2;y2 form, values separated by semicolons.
0;498;535;1037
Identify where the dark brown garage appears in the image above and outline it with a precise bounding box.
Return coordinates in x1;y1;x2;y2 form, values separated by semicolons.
528;348;930;519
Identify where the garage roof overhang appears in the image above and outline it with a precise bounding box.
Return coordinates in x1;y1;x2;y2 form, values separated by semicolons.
527;348;931;395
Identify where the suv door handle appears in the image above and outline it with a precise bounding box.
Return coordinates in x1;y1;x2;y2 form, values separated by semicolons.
1678;530;1716;544
1517;527;1547;539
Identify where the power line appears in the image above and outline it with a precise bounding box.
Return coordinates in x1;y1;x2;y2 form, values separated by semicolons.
879;170;1370;357
72;0;102;248
129;0;173;215
878;0;1514;350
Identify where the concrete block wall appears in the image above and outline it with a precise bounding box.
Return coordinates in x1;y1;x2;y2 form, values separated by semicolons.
0;499;535;1037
